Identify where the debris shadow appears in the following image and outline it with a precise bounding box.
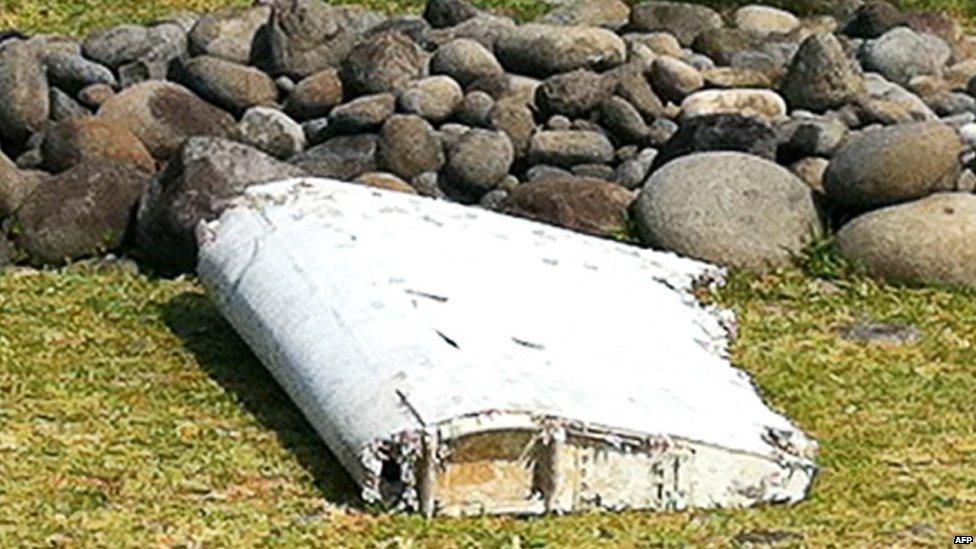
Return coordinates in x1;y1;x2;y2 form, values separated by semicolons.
161;291;361;506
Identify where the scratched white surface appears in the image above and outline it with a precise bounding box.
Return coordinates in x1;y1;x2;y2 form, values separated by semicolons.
197;178;816;490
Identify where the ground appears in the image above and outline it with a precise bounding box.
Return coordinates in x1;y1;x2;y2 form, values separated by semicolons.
1;0;976;546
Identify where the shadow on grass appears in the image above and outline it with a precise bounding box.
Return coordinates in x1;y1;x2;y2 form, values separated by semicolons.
160;291;361;507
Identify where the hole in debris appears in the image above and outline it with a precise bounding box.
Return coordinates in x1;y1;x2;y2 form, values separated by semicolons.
378;458;405;504
380;458;402;484
436;330;459;349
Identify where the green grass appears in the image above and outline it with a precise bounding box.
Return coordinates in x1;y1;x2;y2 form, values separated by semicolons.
1;257;974;546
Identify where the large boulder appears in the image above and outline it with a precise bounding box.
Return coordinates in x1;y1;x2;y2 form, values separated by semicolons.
97;81;238;161
0;40;50;146
836;193;976;288
177;55;278;114
341;31;427;96
188;5;271;65
634;152;821;270
780;33;866;112
13;161;150;265
859;27;951;86
503;176;635;238
136;137;307;273
495;24;626;77
41;116;156;173
629;1;723;46
823;122;961;210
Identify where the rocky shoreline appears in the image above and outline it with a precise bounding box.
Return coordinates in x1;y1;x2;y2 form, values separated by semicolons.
2;0;976;287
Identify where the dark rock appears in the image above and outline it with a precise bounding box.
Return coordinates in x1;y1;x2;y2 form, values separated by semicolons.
843;1;906;39
692;28;762;66
423;0;478;29
503;176;635;238
615;148;658;189
81;24;151;68
600;96;650;143
238;106;306;159
290;134;378;179
443;129;513;200
780;33;866;111
429;14;515;52
188;5;271;65
341;31;427;96
136;137;306;273
489;97;537;159
328;92;395;133
14;160;150;265
97;80;238;161
429;38;503;88
41;115;155;173
778;114;849;159
0;40;50;145
77;83;115;109
609;66;664;119
367;16;437;51
49;87;89;121
377;114;445;179
177;55;278;113
528;130;614;167
629;1;723;47
836;193;976;287
537;69;613;118
44;52;116;93
456;91;494;127
285;68;343;120
634;151;821;270
824;122;961;210
495;24;626;77
654;113;779;169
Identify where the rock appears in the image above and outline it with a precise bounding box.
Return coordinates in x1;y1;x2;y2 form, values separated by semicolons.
528;130;614;167
14;161;150;265
291;134;378;179
81;24;151;68
778;114;849;158
437;123;470;152
503;176;634;238
41;115;155;173
526;164;573;182
285;68;344;120
411;171;445;197
423;0;478;29
859;28;951;86
843;0;906;39
691;28;762;66
600;97;650;143
680;89;787;122
341;31;427;96
478;189;509;210
654;113;779;168
791;156;830;192
536;69;613;118
443;129;513;200
429;38;503;87
650;56;704;103
734;5;800;36
268;1;381;78
49;87;89;121
635;152;820;269
489;97;537;159
377;115;445;179
824;122;961;210
572;163;616;180
354;171;416;194
456;91;495;127
609;67;664;119
44;52;116;93
136;137;307;272
781;33;866;111
857;73;936;124
925;91;976;117
178;55;278;113
495;24;626;77
623;32;683;57
398;76;463;122
537;0;630;29
188;5;271;65
97;80;238;161
77;84;115;109
429;14;516;52
0;40;50;145
839;320;922;345
366;15;437;49
0;151;41;217
615;148;658;189
238;106;306;159
836;193;976;287
328;93;395;133
702;67;773;88
629;1;723;46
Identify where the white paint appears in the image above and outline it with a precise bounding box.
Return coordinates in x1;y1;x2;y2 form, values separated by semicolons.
197;178;817;515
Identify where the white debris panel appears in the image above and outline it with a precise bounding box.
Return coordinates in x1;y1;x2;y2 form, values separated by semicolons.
196;178;817;517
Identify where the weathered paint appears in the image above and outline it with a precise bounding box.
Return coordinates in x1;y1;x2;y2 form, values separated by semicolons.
197;178;818;516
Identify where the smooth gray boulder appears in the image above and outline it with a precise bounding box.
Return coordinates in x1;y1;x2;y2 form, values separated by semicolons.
528;130;615;167
824;122;961;210
634;152;821;270
859;27;951;85
837;193;976;288
495;24;626;77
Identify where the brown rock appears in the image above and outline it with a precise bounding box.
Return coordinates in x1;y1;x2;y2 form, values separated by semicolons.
354;171;417;194
340;31;427;96
285;68;344;120
503;176;635;238
377;115;445;179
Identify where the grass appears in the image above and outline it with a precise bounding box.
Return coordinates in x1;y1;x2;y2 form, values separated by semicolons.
1;255;974;546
